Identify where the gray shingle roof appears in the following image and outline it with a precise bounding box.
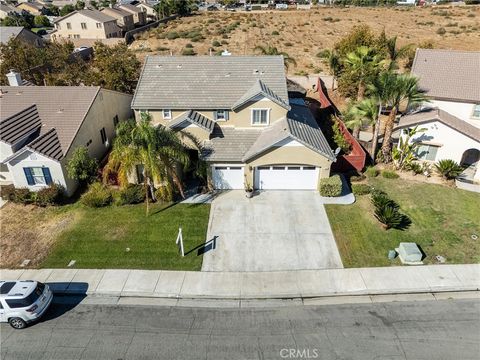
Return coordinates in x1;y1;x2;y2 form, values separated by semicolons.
412;49;480;103
0;26;23;44
232;79;290;111
0;104;41;145
169;110;215;134
54;9;117;24
0;86;100;161
131;56;289;110
118;3;143;13
396;108;480;143
27;128;63;161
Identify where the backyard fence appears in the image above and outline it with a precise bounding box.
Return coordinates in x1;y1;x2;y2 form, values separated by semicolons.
124;15;178;45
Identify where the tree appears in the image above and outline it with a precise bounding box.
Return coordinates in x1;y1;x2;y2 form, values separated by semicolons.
392;126;426;171
66;146;99;184
59;4;75;16
34;15;50;27
254;45;296;70
384;36;411;70
87;42;140;94
319;49;341;91
46;5;60;16
76;1;85;9
345;98;379;157
380;74;428;162
103;113;190;215
1;12;34;29
89;1;98;9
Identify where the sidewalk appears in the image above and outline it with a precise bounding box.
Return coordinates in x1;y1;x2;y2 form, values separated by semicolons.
1;264;478;299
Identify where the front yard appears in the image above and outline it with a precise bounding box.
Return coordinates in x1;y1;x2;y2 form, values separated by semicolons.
326;178;480;268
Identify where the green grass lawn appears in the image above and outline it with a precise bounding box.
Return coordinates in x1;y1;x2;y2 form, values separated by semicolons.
41;202;210;270
326;178;480;268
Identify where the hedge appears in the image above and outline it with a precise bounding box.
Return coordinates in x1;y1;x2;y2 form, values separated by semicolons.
319;175;342;197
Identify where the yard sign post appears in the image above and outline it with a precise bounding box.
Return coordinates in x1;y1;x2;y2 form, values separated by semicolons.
176;227;185;257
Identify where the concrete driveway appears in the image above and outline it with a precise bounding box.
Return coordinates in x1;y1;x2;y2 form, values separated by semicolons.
201;191;343;272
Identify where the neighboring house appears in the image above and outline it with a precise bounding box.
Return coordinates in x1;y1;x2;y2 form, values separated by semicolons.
0;26;43;47
101;7;134;33
15;1;45;16
0;3;19;19
396;49;480;181
135;2;156;21
0;71;133;196
118;3;146;25
52;9;122;40
131;56;336;190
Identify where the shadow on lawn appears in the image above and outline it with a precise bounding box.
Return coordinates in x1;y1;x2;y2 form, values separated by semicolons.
185;236;217;257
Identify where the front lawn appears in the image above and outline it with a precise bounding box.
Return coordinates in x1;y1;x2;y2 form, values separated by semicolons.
326;178;480;268
41;202;210;270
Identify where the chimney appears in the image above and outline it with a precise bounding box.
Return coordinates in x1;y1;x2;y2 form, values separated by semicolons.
6;70;22;86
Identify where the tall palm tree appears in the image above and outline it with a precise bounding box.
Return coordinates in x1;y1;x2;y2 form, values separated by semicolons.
380;73;428;162
345;98;380;158
320;49;341;91
385;36;411;70
254;45;297;70
104;112;189;215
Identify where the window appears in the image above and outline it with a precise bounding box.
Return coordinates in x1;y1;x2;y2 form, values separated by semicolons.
100;127;107;144
113;115;119;127
66;22;71;29
56;24;61;30
163;109;172;119
81;22;87;30
96;22;102;29
73;34;80;39
415;144;439;161
472;104;480;119
215;110;228;121
23;167;52;186
251;109;269;125
86;139;92;147
5;284;44;309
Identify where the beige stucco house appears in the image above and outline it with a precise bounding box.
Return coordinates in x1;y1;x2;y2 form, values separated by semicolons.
0;72;133;196
15;1;45;16
100;7;134;33
118;4;146;26
131;56;335;190
52;9;122;40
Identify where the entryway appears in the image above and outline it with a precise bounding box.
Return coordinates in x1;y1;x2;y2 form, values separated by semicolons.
254;165;319;190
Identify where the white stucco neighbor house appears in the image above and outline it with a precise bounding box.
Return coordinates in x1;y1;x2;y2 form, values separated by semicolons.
396;49;480;183
0;72;133;196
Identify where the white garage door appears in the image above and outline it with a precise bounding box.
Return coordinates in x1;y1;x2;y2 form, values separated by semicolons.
212;165;244;189
255;165;319;190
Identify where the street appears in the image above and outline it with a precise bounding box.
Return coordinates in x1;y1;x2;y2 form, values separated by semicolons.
1;298;479;360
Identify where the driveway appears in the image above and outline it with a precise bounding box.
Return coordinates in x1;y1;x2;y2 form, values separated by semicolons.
201;191;343;272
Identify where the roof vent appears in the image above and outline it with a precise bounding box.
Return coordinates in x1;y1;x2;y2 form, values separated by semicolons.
57;108;64;113
156;64;162;69
6;70;22;87
177;64;182;69
253;69;259;75
225;72;230;77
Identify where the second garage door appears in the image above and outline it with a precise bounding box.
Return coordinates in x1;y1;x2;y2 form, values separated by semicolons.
254;165;319;190
212;165;244;189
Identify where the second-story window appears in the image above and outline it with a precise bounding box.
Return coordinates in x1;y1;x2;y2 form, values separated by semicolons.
100;127;107;145
81;23;87;30
163;109;172;119
472;104;480;119
251;109;269;125
215;110;228;121
96;22;102;29
66;22;71;29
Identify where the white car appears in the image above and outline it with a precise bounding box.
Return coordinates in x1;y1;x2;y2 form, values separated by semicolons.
0;280;53;329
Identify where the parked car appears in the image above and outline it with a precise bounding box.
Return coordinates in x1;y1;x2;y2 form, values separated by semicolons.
0;280;53;329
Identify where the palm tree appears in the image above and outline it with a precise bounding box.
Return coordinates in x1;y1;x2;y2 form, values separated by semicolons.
380;73;428;162
320;49;341;91
254;45;297;70
385;36;411;70
345;98;380;158
103;112;189;215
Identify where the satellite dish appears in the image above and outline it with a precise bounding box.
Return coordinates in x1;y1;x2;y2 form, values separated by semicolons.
334;147;341;156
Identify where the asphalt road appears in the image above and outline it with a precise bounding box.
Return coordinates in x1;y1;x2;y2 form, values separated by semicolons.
1;298;479;360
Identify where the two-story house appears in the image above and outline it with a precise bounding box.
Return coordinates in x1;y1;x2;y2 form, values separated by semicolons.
131;56;335;190
15;1;45;16
0;71;133;196
396;49;480;182
118;3;146;26
52;9;122;40
100;7;135;34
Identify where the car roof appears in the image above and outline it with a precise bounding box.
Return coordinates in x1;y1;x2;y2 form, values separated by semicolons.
0;280;37;299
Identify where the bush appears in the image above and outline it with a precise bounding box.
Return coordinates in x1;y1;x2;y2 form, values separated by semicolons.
406;161;422;175
272;31;279;35
319;175;343;197
166;31;179;40
351;183;372;195
13;188;33;204
212;40;220;47
185;43;193;48
381;170;399;179
374;204;404;230
117;184;145;205
181;48;196;56
436;27;446;35
155;185;173;203
35;184;64;206
435;159;464;179
0;184;16;200
80;182;113;208
364;167;379;178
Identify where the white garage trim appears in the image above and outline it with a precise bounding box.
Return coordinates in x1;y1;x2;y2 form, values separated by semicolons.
254;165;319;190
211;164;244;190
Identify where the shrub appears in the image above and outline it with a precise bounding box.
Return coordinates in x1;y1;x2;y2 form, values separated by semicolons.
185;43;193;48
319;175;343;197
13;188;33;204
117;184;145;205
364;167;379;178
371;190;399;210
381;170;399;179
434;159;464;179
66;146;98;183
35;184;64;206
212;40;220;47
436;27;446;35
0;184;16;201
181;48;196;56
166;31;179;40
406;161;422;175
374;204;404;230
80;182;113;208
271;31;279;35
351;183;372;196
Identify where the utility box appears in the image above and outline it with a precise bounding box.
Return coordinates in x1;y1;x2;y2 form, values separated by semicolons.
397;242;423;264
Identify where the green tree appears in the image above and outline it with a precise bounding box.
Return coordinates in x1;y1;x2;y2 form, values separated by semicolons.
66;146;99;184
345;98;379;155
384;36;411;70
59;4;75;16
103;113;190;215
34;15;50;27
89;1;98;9
254;45;296;70
76;0;85;9
46;5;60;16
1;12;34;28
319;49;341;91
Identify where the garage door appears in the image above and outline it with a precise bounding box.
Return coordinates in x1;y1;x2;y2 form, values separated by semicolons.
212;165;244;189
254;165;319;190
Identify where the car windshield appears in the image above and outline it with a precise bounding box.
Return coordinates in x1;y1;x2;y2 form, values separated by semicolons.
5;283;45;309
